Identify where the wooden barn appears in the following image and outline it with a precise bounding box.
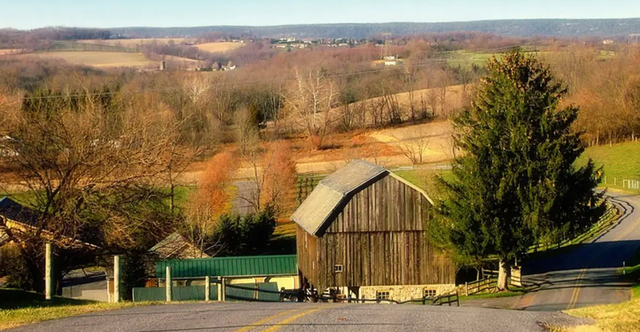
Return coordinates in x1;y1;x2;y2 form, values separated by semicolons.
291;160;456;301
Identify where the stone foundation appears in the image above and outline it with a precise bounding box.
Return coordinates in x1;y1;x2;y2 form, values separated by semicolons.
359;284;456;302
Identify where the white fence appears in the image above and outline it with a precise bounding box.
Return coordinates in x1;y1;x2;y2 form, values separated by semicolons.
602;177;640;190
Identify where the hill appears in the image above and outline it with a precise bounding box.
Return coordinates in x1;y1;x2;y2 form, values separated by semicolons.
110;18;640;39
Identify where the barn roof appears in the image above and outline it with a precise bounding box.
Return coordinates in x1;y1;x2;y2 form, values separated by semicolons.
291;160;390;236
0;197;38;226
292;160;436;236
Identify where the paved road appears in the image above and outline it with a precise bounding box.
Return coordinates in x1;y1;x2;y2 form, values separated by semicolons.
517;192;640;311
8;302;590;332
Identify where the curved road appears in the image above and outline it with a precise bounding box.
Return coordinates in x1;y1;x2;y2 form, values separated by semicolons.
518;192;640;311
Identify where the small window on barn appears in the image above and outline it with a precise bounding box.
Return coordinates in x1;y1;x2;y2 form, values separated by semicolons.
424;289;437;299
376;291;390;300
334;264;343;273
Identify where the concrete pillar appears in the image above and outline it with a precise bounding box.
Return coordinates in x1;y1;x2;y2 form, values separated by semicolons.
205;276;210;302
45;243;53;301
166;266;172;302
217;277;223;301
114;255;121;303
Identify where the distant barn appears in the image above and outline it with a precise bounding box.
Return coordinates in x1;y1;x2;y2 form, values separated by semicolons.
291;160;456;301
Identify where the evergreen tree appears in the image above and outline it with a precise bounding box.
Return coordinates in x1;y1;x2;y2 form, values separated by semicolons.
439;50;604;290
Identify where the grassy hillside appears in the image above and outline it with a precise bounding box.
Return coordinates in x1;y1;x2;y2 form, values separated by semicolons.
579;141;640;193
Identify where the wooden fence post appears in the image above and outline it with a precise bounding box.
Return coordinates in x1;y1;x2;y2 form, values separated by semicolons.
165;266;172;302
45;243;53;301
114;255;121;303
217;276;223;301
205;276;210;302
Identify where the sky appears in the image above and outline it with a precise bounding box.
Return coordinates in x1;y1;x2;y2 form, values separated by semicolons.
1;0;640;30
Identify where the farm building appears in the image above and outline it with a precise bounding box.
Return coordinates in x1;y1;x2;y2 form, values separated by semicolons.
291;160;456;301
133;255;299;302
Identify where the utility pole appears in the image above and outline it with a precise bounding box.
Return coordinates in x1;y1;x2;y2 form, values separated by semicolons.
45;243;53;301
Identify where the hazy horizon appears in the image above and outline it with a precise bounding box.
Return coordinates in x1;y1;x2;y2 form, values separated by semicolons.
2;0;640;30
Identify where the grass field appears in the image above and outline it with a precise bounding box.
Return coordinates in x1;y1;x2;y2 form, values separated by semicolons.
579;141;640;193
0;289;156;330
195;42;245;53
21;52;155;68
444;51;500;68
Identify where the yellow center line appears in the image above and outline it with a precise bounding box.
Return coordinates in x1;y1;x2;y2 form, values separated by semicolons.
234;308;303;332
614;215;640;241
261;307;324;332
567;269;586;309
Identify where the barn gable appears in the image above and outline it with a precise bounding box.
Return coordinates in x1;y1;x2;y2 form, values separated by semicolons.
291;160;388;236
291;160;434;237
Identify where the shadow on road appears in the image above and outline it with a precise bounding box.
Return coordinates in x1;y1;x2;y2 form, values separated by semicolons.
523;240;640;276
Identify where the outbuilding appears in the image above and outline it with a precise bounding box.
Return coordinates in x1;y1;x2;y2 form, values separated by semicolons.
291;160;456;301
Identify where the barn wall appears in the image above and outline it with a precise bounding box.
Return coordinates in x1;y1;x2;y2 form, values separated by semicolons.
296;174;456;291
296;225;319;286
326;175;428;233
316;231;456;289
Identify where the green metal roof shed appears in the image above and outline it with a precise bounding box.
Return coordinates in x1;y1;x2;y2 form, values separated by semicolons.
156;255;298;279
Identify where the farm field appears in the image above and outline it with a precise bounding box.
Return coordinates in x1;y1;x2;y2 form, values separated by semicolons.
444;51;500;67
194;42;245;53
18;52;156;68
79;38;191;47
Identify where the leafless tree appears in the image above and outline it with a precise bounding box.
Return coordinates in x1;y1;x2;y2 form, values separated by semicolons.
0;94;178;291
394;136;431;165
284;68;338;149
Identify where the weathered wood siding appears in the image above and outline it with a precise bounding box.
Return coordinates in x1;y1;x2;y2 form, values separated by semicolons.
296;174;456;290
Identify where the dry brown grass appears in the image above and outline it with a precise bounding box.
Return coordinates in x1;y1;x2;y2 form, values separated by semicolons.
551;297;640;332
18;52;155;68
0;49;22;55
195;42;245;53
79;38;191;47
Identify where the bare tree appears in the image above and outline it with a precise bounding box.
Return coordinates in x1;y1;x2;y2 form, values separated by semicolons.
395;136;431;165
284;68;338;149
0;93;177;291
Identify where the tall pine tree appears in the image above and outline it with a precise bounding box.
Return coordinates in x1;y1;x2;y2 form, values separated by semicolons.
439;50;604;290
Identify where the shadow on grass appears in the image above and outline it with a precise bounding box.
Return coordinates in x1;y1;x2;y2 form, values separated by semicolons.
265;236;296;255
0;288;96;310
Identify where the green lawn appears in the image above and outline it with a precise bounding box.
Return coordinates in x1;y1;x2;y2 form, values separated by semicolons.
0;289;157;330
394;169;453;201
443;51;499;68
579;141;640;193
458;287;526;302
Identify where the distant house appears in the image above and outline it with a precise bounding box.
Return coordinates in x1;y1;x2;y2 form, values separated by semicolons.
291;160;456;302
148;232;210;260
602;39;615;45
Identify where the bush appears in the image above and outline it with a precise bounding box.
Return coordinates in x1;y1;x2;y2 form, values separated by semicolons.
0;244;35;290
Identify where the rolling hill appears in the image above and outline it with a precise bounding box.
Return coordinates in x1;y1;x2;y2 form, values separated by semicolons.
110;18;640;39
